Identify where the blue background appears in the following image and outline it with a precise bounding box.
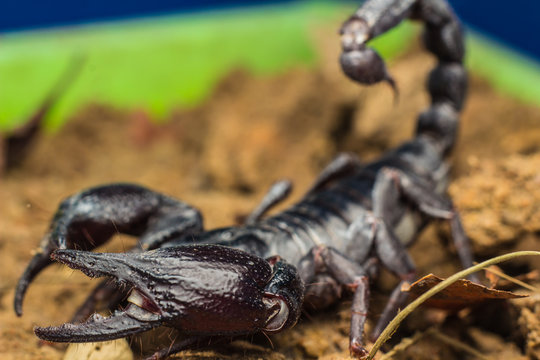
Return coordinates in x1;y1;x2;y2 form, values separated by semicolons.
0;0;538;61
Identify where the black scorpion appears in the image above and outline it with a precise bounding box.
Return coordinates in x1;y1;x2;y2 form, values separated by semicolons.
14;0;475;358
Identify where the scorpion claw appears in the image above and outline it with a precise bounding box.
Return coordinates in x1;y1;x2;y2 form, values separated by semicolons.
14;245;55;316
34;245;303;343
34;308;159;343
32;249;165;342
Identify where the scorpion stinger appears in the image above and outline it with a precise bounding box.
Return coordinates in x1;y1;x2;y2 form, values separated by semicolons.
34;245;304;347
339;13;398;95
338;0;424;95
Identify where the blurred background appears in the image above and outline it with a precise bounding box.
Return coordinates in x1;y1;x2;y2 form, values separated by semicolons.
1;0;539;132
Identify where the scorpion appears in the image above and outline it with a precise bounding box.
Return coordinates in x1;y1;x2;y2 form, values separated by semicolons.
14;0;476;358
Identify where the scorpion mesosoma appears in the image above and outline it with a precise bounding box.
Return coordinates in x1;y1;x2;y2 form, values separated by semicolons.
14;0;475;358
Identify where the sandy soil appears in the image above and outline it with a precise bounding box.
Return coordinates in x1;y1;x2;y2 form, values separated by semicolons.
1;33;540;360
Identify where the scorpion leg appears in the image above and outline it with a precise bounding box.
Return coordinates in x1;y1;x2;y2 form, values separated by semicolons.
299;245;372;357
370;166;478;338
244;154;360;225
297;211;374;312
299;214;376;358
317;247;371;358
376;168;476;276
305;152;361;195
371;220;416;340
245;179;292;224
14;183;203;316
370;168;419;339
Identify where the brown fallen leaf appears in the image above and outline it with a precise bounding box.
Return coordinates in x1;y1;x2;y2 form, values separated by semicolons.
404;274;528;310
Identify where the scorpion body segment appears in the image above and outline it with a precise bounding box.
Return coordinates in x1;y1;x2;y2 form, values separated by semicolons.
14;0;473;358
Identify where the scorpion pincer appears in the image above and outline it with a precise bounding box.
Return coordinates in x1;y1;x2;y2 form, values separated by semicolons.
14;0;475;358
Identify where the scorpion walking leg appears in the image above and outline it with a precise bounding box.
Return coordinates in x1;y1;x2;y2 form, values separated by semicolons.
370;167;478;338
318;247;371;358
306;152;361;195
377;168;476;276
245;179;292;225
370;169;418;340
298;230;374;358
14;183;203;316
246;152;361;225
371;219;417;340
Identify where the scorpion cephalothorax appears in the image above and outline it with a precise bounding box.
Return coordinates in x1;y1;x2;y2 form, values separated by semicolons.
15;0;474;358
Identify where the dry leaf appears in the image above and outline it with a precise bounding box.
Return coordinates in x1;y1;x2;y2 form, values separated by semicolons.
405;274;527;310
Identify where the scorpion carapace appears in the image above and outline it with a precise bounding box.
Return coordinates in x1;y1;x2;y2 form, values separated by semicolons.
14;0;473;358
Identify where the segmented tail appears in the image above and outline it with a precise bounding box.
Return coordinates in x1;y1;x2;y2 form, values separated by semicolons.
340;0;467;156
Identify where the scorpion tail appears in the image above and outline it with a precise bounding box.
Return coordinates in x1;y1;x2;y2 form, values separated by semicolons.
415;0;467;157
339;0;467;157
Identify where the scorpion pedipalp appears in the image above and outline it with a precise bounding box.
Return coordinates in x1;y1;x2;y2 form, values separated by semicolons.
33;245;304;345
14;183;204;317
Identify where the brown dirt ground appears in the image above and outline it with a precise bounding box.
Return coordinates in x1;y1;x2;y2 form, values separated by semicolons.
1;31;540;360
